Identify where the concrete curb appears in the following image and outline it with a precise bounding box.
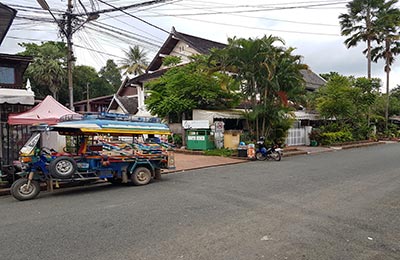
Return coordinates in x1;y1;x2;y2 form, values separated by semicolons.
164;159;249;174
0;189;10;196
283;150;308;157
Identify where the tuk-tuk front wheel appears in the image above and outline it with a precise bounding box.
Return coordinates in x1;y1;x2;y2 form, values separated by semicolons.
131;167;151;186
10;178;40;201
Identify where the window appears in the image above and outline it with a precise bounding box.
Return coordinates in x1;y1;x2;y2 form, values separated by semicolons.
0;66;15;84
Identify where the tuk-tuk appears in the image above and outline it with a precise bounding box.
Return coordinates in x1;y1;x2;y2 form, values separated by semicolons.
10;113;175;201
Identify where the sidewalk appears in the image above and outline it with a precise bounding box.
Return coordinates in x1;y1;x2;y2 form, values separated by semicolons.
164;153;248;174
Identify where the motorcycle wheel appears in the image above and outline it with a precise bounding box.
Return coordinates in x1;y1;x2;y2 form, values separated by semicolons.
270;151;282;161
255;152;267;161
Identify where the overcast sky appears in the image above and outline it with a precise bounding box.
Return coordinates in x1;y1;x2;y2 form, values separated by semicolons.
1;0;399;92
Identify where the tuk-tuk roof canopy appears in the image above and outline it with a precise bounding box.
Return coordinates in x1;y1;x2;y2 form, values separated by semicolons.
52;118;171;136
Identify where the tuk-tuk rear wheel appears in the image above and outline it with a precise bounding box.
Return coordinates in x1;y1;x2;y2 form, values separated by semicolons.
10;178;40;201
131;167;152;186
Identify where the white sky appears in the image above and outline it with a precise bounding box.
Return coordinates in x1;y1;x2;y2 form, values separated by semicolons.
1;0;399;92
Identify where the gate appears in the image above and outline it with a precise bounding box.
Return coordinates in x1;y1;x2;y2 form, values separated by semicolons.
0;104;31;165
285;127;312;146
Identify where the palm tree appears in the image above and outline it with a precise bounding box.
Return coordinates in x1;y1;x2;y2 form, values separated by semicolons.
120;45;148;76
370;0;400;129
209;35;305;140
339;0;385;79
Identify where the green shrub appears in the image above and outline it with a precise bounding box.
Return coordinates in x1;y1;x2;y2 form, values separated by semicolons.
319;131;353;145
168;134;182;147
309;129;322;144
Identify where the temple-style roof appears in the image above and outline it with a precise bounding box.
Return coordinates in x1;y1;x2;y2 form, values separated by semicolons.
147;27;226;72
108;95;138;115
300;69;326;91
0;3;17;46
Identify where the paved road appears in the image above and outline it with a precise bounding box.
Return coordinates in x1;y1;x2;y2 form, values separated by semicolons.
1;144;399;260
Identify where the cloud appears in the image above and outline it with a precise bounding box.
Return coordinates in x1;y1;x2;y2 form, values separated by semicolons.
2;0;399;92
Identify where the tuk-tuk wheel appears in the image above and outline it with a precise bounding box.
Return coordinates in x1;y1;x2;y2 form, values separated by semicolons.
49;156;77;179
131;167;151;186
10;178;40;201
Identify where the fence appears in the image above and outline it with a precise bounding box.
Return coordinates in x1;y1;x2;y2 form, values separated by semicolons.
285;126;312;146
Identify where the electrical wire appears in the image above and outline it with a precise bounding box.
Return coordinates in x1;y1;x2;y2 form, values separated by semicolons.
137;1;349;16
96;0;169;34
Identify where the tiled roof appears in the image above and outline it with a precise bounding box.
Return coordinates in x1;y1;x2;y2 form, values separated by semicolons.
300;69;326;91
147;27;226;72
174;30;227;54
113;96;138;115
0;3;17;46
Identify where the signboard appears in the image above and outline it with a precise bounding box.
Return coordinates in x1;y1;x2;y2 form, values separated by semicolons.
182;120;209;129
214;121;225;132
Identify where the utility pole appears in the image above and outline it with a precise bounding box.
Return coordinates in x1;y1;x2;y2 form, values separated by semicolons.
36;0;171;111
66;0;74;111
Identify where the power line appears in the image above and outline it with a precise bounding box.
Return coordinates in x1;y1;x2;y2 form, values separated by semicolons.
138;1;348;16
96;0;169;34
143;12;340;36
6;35;58;42
83;0;173;17
178;1;340;26
84;23;162;48
99;13;165;42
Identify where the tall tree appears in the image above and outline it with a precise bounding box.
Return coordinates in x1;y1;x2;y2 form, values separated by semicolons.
120;45;148;76
99;59;122;90
370;0;400;129
209;36;306;140
145;56;240;122
58;65;115;104
316;75;380;138
339;0;385;79
19;41;67;100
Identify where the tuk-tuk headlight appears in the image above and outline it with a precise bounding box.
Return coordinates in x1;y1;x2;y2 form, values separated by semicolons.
20;157;32;163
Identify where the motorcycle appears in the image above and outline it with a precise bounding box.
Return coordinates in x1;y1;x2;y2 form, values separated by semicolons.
255;138;282;161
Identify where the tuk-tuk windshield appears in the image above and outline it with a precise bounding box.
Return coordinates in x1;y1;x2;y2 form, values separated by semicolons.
20;133;41;155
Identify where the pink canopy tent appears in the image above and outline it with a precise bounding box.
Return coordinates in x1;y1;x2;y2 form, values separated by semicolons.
8;95;82;125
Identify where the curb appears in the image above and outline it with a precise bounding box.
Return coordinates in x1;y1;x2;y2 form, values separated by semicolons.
283;150;308;157
164;159;249;174
0;189;10;196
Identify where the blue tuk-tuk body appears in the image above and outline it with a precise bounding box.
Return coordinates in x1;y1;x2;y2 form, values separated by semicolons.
10;114;175;201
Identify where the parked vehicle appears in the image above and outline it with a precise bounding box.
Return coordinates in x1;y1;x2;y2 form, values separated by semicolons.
10;114;175;201
255;137;282;161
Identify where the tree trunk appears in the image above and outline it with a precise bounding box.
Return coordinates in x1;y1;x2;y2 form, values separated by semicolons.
181;112;187;147
384;39;391;131
366;7;372;80
367;39;372;80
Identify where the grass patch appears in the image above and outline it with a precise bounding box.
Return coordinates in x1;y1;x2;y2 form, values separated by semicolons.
204;149;234;157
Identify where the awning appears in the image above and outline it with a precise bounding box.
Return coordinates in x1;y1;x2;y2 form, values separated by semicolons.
294;110;319;120
0;88;34;105
8;95;81;125
193;109;245;124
